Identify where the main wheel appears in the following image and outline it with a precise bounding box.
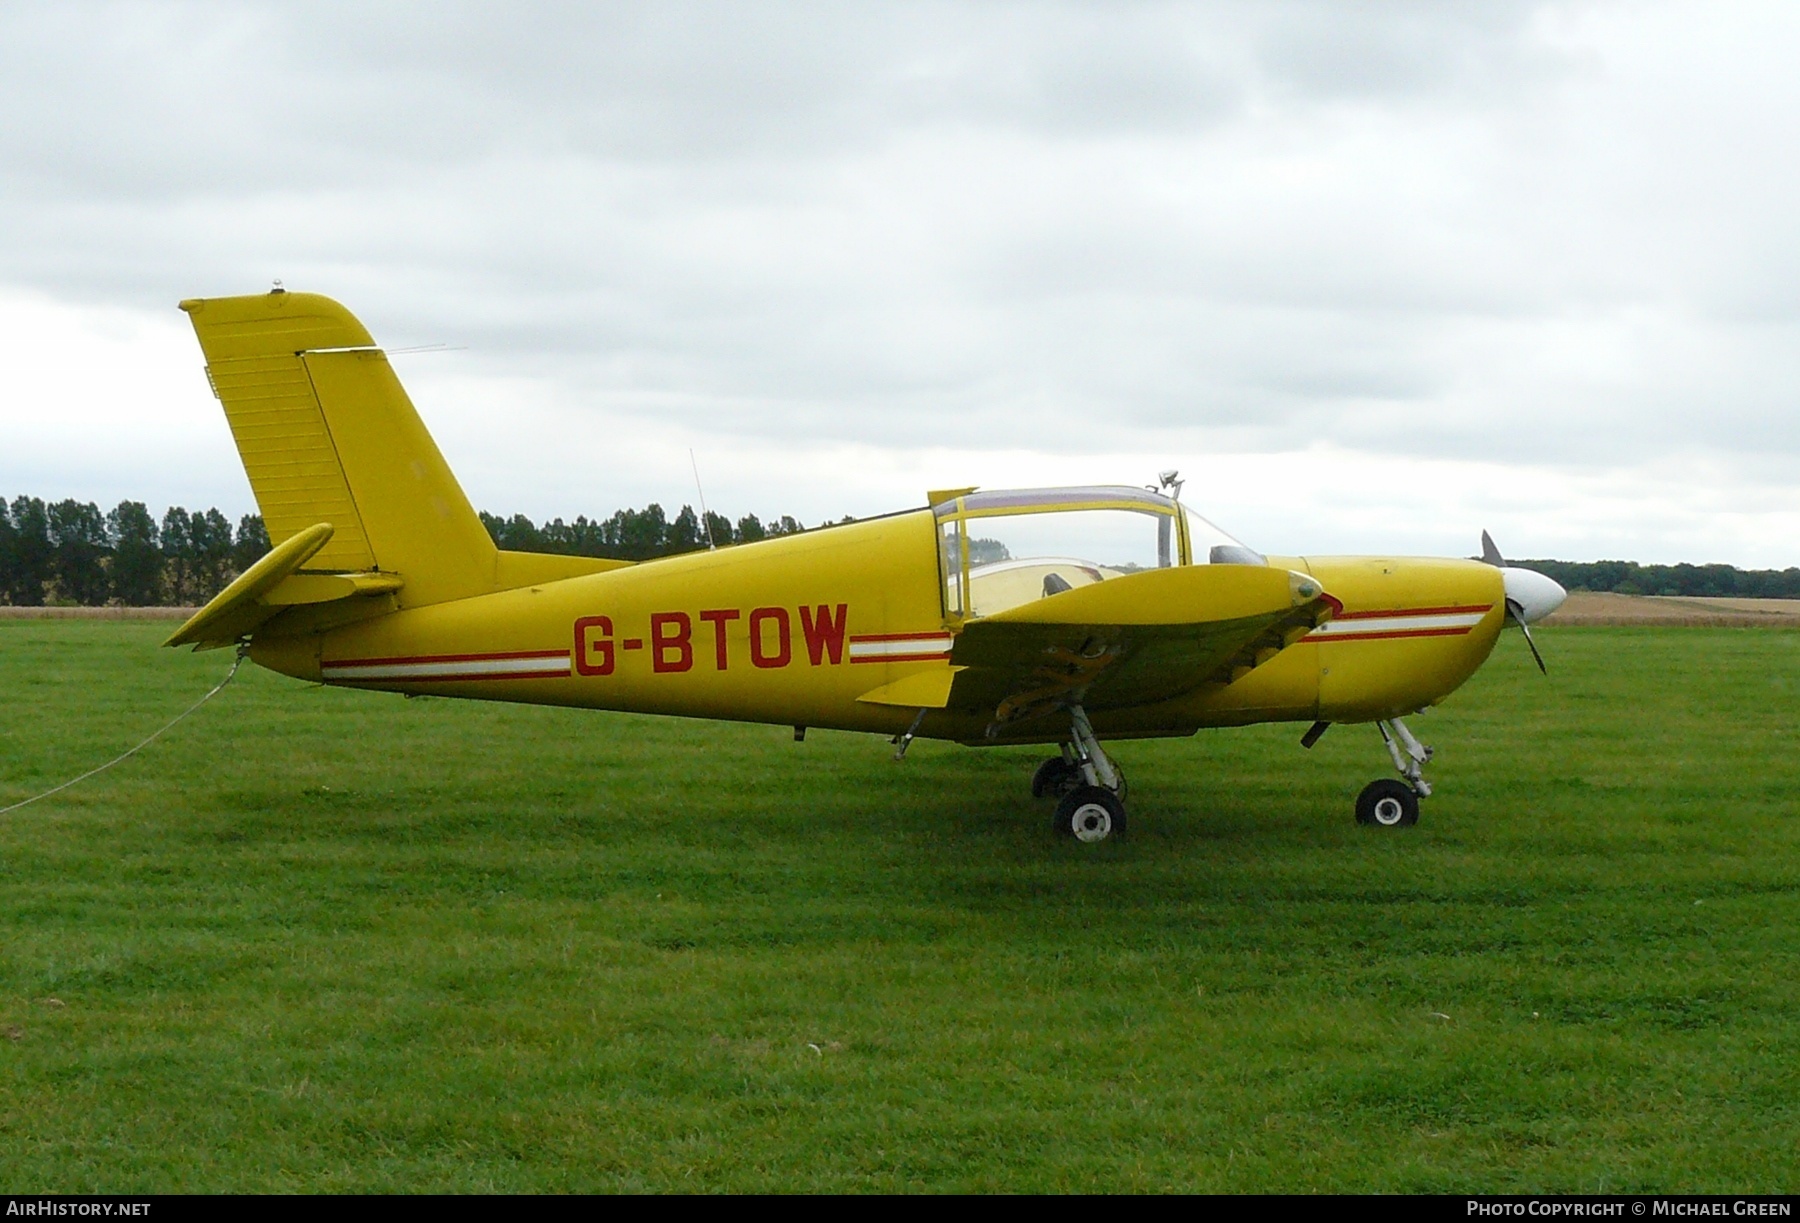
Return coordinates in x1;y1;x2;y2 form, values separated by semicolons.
1355;779;1420;828
1031;757;1083;799
1054;785;1127;842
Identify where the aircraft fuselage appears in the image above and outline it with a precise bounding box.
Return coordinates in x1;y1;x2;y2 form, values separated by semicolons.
250;508;1507;745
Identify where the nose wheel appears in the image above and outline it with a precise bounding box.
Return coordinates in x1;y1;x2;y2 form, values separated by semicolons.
1355;778;1419;827
1356;717;1431;829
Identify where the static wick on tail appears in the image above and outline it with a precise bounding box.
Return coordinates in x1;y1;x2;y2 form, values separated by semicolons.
1479;530;1568;674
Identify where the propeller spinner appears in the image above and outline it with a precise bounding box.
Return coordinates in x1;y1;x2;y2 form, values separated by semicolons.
1479;530;1567;673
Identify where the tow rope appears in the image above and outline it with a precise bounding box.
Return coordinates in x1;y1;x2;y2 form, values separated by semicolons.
0;645;247;816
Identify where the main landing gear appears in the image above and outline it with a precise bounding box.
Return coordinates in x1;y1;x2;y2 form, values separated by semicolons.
1354;716;1432;828
1031;705;1128;843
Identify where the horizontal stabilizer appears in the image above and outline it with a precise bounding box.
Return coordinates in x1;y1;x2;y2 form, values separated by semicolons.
165;523;414;650
165;523;337;648
261;571;407;605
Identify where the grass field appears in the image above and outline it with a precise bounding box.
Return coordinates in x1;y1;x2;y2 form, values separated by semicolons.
1;620;1797;1192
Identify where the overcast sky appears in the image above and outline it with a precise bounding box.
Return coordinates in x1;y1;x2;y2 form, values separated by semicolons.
1;1;1796;565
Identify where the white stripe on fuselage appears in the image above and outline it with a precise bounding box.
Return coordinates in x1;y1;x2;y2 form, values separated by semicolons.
1307;612;1486;639
847;637;953;659
321;656;572;681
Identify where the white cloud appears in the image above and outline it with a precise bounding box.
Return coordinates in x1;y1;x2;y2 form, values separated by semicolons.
0;2;1795;567
0;289;251;515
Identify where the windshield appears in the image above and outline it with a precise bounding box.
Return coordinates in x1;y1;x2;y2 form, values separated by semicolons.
1184;506;1265;566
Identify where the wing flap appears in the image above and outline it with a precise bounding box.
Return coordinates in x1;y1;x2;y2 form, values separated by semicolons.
856;667;964;709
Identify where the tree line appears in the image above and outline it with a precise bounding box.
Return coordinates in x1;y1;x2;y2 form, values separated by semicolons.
0;496;270;607
5;492;1796;605
0;495;824;606
477;505;811;562
1510;558;1800;600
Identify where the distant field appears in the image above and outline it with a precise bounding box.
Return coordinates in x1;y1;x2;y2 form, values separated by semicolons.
0;607;194;620
1546;592;1800;627
0;620;1797;1192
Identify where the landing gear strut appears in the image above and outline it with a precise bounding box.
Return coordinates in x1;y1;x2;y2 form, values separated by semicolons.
1355;716;1432;829
1032;705;1128;842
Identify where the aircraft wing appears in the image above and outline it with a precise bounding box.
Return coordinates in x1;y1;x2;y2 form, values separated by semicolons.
944;565;1332;729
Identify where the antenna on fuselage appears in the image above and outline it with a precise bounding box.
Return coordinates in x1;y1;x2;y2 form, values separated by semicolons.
690;448;717;550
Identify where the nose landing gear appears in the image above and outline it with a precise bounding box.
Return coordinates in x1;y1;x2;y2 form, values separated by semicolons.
1355;716;1432;828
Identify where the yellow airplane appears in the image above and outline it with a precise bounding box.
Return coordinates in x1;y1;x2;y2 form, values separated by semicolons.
166;289;1566;842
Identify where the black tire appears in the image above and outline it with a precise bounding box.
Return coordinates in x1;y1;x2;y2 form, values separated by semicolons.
1355;779;1420;828
1031;757;1083;799
1054;785;1127;842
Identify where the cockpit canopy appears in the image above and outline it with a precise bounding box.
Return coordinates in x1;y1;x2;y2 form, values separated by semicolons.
931;485;1265;619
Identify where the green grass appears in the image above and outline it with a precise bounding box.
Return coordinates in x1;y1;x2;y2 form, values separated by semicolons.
0;620;1797;1192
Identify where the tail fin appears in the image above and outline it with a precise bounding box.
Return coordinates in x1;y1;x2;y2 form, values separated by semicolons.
180;290;497;608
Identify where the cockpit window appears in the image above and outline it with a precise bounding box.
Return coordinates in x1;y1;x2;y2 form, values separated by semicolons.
956;509;1169;617
934;486;1264;619
933;485;1265;619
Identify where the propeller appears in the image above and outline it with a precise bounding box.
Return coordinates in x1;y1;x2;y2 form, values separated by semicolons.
1479;530;1566;674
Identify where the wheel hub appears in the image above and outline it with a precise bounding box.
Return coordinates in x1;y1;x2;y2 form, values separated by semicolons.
1070;803;1113;842
1372;796;1406;825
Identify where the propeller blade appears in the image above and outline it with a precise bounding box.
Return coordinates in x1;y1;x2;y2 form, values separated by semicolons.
1506;597;1548;674
1480;529;1505;567
1487;530;1561;675
1519;620;1548;674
